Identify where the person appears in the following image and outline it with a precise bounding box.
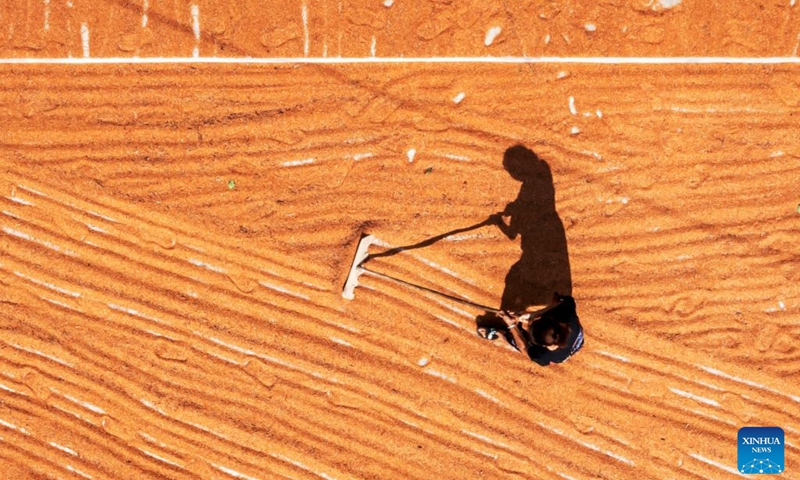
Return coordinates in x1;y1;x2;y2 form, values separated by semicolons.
478;293;583;366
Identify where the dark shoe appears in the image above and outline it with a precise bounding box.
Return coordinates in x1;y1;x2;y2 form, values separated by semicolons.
477;327;500;340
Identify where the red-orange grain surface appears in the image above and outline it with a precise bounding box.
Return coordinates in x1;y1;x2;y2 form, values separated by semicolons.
2;0;800;58
2;3;800;480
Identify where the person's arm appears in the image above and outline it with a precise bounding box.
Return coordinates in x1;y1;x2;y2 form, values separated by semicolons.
506;323;530;353
498;311;530;353
490;204;518;240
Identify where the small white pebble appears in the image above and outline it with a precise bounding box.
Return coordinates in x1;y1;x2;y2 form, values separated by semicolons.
570;126;581;135
596;109;603;118
484;26;502;46
407;149;416;162
585;23;597;32
568;96;577;115
452;92;466;104
779;301;786;310
544;34;551;44
418;358;430;367
620;197;629;205
384;0;394;6
557;71;569;79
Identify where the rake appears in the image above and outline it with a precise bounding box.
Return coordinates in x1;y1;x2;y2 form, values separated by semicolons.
341;234;505;313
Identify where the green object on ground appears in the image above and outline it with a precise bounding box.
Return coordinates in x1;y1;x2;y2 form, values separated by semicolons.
228;179;236;190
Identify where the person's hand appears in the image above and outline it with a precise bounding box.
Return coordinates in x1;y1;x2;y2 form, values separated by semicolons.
498;310;518;328
487;213;504;225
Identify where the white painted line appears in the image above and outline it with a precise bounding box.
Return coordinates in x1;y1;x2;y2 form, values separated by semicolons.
80;23;90;58
302;3;309;57
43;0;50;31
190;5;200;58
191;5;200;39
5;56;800;65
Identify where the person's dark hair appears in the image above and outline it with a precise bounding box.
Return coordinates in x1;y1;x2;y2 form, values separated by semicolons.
550;322;572;348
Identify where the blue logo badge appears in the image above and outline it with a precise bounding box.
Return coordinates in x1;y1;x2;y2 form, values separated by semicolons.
738;427;784;474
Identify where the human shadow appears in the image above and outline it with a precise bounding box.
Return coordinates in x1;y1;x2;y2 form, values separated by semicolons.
364;145;570;323
476;146;572;333
495;145;572;310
